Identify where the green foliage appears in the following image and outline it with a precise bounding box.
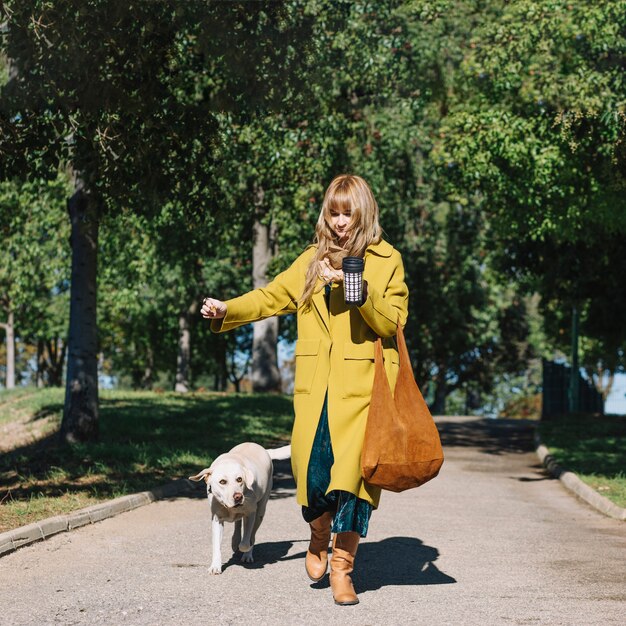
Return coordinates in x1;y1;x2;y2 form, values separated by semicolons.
335;3;541;410
0;0;357;393
1;1;623;411
0;52;8;88
423;0;626;374
438;0;626;240
0;175;70;309
0;1;354;210
96;204;248;389
0;174;70;383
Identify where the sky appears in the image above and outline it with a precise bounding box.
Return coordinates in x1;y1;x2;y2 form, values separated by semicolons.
605;372;626;415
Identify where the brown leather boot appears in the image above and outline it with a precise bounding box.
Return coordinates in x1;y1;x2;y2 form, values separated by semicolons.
305;511;333;581
329;531;360;605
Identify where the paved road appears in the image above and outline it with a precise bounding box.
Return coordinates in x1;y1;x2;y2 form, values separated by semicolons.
1;416;624;625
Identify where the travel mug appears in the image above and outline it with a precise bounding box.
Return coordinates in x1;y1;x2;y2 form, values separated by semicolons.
342;256;365;305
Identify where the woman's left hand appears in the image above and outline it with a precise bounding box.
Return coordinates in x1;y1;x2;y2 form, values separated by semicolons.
318;258;343;284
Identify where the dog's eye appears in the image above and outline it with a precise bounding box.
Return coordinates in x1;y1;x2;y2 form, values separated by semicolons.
236;477;243;483
219;479;227;485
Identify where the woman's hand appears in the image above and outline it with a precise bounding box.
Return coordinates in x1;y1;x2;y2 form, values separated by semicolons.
318;258;344;284
201;297;227;319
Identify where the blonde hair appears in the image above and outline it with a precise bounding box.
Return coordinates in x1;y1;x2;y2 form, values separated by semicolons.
301;174;382;307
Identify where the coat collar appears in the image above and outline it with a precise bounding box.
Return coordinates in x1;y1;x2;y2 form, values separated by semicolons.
365;239;393;258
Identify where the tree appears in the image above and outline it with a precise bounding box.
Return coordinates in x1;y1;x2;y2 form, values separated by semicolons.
1;1;336;435
436;0;626;374
0;175;70;389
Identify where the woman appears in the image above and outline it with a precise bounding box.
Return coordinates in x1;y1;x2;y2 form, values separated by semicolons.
201;174;408;605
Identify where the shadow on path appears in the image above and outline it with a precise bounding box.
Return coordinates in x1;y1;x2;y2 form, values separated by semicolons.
437;417;536;456
269;536;456;590
355;537;457;590
222;540;297;572
270;459;297;499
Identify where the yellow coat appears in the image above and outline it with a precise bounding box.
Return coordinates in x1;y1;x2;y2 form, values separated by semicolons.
211;239;409;508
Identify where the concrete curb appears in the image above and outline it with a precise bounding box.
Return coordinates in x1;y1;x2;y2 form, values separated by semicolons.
534;432;626;521
0;478;198;559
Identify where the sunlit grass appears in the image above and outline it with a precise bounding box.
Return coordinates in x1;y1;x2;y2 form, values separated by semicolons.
0;491;105;530
539;413;626;508
579;473;626;508
0;387;65;426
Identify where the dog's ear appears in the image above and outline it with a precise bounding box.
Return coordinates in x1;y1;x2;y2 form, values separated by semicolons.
188;468;212;483
244;467;255;488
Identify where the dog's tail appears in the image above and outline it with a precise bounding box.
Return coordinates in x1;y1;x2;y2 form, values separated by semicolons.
266;444;291;461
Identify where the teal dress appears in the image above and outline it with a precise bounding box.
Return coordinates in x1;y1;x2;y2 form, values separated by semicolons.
301;285;373;538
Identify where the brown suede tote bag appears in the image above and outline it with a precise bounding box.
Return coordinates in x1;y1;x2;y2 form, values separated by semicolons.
361;324;444;492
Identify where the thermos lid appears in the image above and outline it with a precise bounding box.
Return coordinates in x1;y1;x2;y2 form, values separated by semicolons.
342;256;364;272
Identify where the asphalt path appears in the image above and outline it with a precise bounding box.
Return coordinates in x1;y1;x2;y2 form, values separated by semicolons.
1;416;624;625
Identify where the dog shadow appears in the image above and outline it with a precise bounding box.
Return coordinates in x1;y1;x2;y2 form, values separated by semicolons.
223;540;296;572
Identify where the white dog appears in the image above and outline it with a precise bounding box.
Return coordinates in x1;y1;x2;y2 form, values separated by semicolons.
189;442;291;574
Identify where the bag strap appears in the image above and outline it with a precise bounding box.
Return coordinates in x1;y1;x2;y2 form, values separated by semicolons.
373;322;412;389
373;322;407;361
373;333;386;378
394;323;413;373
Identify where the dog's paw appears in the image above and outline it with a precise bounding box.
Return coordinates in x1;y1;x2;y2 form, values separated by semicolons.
238;541;252;553
240;551;254;564
208;563;223;575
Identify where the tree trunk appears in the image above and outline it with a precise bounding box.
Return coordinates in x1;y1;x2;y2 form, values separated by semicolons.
142;344;154;390
60;183;99;443
175;310;191;392
250;204;281;393
46;337;67;387
227;347;250;394
1;309;16;389
214;336;228;391
175;300;198;392
36;339;45;388
431;365;448;415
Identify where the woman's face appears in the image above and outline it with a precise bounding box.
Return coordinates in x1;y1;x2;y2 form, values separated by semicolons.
329;207;352;245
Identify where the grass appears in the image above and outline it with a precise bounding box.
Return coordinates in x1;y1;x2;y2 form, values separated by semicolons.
0;388;293;533
538;413;626;509
0;386;65;426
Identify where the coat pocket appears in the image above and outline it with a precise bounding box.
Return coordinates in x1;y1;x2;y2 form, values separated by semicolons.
294;339;320;394
342;342;376;398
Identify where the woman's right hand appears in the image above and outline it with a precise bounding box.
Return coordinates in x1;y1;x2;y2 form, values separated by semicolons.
201;297;227;319
318;258;344;284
